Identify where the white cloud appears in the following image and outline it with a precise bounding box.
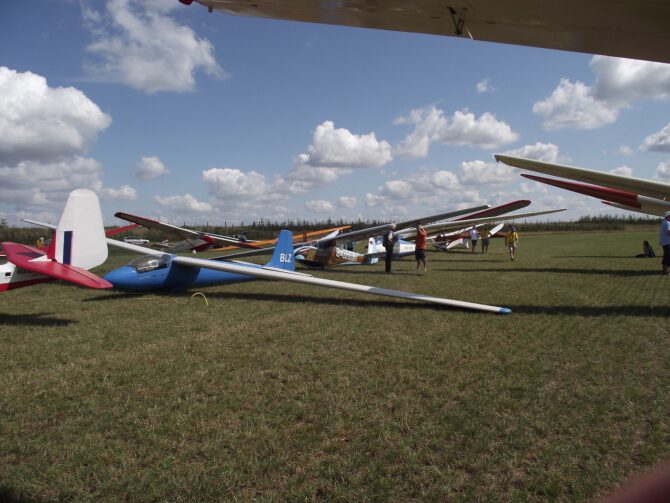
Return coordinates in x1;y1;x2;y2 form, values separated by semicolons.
618;145;634;157
202;167;270;200
640;123;670;152
0;156;103;210
592;56;670;105
656;160;670;180
276;159;350;194
300;121;392;168
365;192;384;207
476;78;495;93
394;106;518;158
379;179;414;199
0;67;111;164
0;67;111;213
338;196;357;208
460;160;516;186
135;156;169;180
534;56;670;130
83;0;226;93
304;199;334;213
101;184;138;200
503;142;560;162
153;193;213;212
532;78;618;130
610;166;633;177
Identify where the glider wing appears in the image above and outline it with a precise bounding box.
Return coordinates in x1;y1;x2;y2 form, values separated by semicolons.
185;0;670;64
3;243;112;289
171;253;511;314
495;155;670;202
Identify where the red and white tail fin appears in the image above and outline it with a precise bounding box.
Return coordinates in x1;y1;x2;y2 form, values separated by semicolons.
51;189;108;270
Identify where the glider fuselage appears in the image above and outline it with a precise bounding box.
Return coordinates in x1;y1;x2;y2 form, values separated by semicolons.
102;255;263;291
0;261;53;291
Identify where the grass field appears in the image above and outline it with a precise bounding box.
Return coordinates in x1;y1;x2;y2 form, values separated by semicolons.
1;230;669;502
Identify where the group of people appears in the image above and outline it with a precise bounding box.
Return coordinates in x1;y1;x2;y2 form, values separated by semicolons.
382;223;520;274
470;226;518;259
382;223;428;274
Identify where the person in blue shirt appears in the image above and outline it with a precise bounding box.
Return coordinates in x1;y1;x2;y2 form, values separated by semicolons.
659;211;670;275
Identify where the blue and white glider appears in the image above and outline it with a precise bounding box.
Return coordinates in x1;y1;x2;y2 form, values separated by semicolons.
103;230;512;314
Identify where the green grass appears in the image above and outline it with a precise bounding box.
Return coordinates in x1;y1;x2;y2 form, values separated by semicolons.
1;230;669;502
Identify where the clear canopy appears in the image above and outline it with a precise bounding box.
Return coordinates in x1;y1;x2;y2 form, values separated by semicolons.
128;254;171;273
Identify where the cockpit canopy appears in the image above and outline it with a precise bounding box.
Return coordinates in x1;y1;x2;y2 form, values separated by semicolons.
128;254;171;273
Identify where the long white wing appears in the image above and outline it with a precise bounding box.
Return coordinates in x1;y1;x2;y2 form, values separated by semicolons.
188;0;670;64
495;155;670;202
171;255;511;314
419;208;566;236
316;205;489;246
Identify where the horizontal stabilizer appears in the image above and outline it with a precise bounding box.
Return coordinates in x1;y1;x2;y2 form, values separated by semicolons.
3;243;112;289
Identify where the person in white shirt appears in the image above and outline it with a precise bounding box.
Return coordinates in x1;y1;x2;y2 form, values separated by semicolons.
469;228;479;253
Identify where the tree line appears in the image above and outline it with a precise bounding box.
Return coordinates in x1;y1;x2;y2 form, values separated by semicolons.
0;213;659;245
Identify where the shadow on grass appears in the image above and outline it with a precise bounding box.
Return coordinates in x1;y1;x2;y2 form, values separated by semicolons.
512;304;670;317
0;485;46;503
84;290;493;313
0;312;73;327
432;267;659;277
82;292;148;302
556;255;644;259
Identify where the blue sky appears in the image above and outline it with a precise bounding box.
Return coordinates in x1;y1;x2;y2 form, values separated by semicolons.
2;0;670;227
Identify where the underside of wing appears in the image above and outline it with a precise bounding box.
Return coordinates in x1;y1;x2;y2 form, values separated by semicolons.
189;0;670;64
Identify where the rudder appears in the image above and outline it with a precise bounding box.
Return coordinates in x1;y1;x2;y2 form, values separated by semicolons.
266;230;295;271
54;189;108;270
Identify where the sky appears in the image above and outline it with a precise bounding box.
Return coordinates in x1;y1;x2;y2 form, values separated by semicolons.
1;0;670;228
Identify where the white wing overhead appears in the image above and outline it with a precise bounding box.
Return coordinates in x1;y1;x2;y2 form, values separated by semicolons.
184;0;670;64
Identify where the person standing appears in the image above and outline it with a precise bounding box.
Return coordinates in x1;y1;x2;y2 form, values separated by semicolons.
659;211;670;274
505;225;519;260
481;229;491;254
414;223;427;273
469;227;479;253
383;224;397;273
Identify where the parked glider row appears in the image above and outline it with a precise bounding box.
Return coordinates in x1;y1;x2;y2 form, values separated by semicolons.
0;189;566;314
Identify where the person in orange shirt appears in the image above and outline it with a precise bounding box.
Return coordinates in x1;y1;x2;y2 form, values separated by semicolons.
415;223;427;273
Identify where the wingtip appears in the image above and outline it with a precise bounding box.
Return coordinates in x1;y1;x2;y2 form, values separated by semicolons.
499;307;512;315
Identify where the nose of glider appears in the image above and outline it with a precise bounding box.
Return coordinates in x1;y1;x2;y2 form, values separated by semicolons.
103;265;137;290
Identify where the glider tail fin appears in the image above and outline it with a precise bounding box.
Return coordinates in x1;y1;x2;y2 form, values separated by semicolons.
266;230;295;271
54;189;108;270
363;237;379;265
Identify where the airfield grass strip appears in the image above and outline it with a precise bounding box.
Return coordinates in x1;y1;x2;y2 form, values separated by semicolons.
1;230;669;501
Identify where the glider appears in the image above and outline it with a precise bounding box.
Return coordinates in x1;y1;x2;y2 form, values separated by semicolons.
494;155;670;217
113;212;264;253
1;189;112;292
223;205;491;268
366;200;530;258
103;230;512;314
179;0;670;64
431;222;506;251
209;225;352;252
368;206;566;258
